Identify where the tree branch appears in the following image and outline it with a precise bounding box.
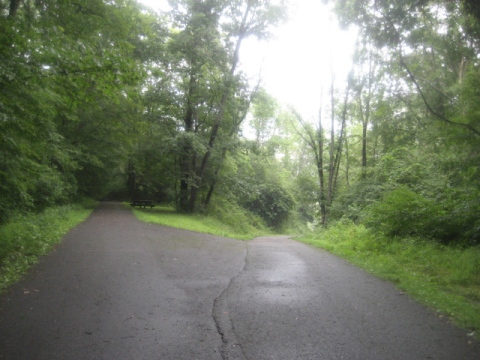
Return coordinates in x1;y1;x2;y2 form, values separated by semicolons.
9;0;22;17
399;57;480;137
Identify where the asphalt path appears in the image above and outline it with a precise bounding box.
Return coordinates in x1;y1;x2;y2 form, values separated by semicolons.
0;202;479;359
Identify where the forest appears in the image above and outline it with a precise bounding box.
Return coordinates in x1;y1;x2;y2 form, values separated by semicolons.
1;0;479;247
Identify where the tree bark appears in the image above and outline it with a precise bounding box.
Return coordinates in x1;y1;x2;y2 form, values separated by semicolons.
326;75;335;214
179;72;197;212
291;105;327;225
317;123;327;226
332;87;350;198
9;0;22;17
187;2;252;212
203;81;259;208
203;146;228;207
400;56;480;137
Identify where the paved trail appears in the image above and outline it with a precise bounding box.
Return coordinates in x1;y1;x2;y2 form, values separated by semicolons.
0;202;479;359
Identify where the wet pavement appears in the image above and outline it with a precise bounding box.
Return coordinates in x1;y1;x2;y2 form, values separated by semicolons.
0;202;479;359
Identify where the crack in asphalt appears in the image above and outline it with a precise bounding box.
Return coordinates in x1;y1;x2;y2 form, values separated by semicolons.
212;241;249;360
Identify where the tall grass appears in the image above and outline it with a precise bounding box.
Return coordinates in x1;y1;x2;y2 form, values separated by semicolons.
298;222;480;337
131;199;271;240
0;201;95;293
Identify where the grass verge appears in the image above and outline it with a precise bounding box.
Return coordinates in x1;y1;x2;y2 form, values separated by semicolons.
130;204;271;240
296;222;480;339
0;200;96;293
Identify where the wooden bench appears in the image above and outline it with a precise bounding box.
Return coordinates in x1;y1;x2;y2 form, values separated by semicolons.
130;200;155;209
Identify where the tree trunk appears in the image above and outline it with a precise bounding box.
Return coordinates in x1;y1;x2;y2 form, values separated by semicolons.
326;76;335;217
316;104;327;225
292;104;327;225
317;130;326;226
203;146;228;207
187;3;251;213
203;85;258;208
345;136;350;188
127;161;136;200
359;51;374;174
362;120;367;167
179;73;197;212
9;0;22;17
332;87;350;196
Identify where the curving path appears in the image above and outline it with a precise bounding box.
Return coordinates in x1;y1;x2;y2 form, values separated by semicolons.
0;202;479;359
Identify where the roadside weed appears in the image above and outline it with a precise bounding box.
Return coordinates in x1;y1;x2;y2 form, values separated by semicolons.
131;204;271;240
297;223;480;338
0;203;94;293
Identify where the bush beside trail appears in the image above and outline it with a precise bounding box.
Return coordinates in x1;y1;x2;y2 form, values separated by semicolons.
0;201;95;293
298;222;480;338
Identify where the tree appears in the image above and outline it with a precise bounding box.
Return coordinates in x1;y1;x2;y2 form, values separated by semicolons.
333;0;480;137
250;88;278;144
203;80;260;208
188;0;288;213
319;0;480;244
292;75;350;226
160;0;287;213
0;0;150;221
292;104;328;224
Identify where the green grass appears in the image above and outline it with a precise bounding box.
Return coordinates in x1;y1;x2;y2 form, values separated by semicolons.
130;204;271;240
131;203;480;337
296;222;480;339
0;201;95;293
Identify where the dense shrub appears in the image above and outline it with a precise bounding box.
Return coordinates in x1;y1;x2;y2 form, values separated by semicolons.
244;183;295;231
329;180;387;223
364;186;446;239
0;202;94;292
438;190;480;245
207;197;267;234
298;223;480;333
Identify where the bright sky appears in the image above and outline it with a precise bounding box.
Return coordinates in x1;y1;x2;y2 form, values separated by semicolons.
139;0;357;120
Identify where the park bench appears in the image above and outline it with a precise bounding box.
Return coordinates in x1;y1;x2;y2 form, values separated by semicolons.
130;200;155;209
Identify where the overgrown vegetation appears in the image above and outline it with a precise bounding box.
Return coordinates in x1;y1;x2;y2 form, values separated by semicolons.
298;223;480;337
2;0;480;337
3;0;478;246
0;201;95;293
131;199;272;240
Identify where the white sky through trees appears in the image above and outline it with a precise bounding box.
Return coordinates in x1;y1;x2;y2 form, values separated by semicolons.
139;0;357;121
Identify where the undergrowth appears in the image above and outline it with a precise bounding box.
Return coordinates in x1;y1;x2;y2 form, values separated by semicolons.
131;199;271;240
297;221;480;339
0;200;95;293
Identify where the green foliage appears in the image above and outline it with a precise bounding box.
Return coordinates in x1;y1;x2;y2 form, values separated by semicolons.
219;139;297;231
437;188;480;245
331;140;480;245
0;0;149;222
291;173;318;223
0;201;95;293
250;88;278;143
298;223;480;336
131;200;270;240
364;186;446;239
455;66;480;129
206;197;268;235
244;183;295;231
321;0;480;248
329;179;384;223
1;0;478;259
